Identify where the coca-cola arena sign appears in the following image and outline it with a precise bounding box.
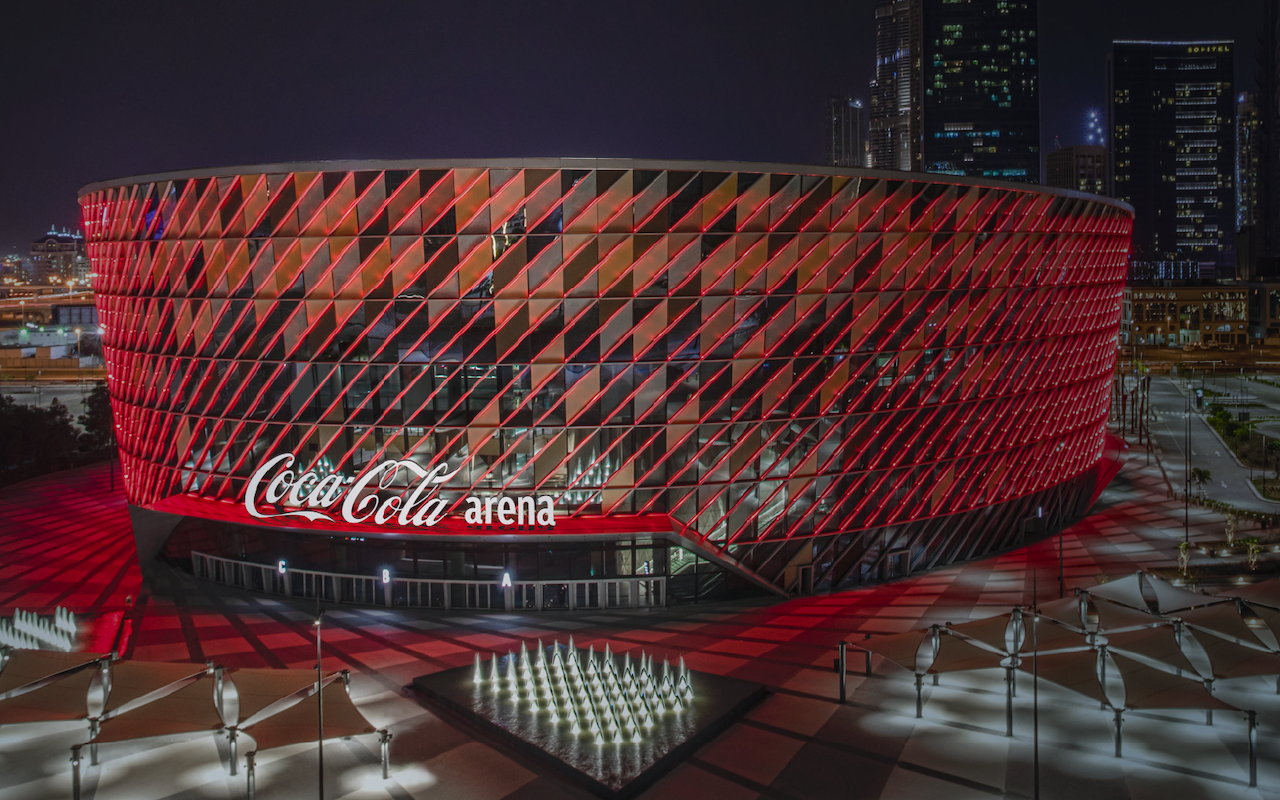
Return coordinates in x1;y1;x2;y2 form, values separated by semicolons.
244;453;557;528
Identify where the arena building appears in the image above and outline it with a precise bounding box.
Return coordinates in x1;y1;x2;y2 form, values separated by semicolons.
78;159;1132;610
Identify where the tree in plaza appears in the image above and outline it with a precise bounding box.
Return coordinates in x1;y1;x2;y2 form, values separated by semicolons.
1269;440;1280;495
1191;467;1211;499
0;395;80;487
77;381;114;458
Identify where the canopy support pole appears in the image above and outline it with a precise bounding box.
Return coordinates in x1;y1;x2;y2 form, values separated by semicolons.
1099;646;1108;710
214;666;225;722
246;751;256;800
229;729;238;776
931;627;940;686
1004;666;1014;737
88;719;99;765
837;642;847;704
1113;708;1123;758
865;648;872;677
1206;679;1214;726
71;745;81;800
379;729;392;779
914;674;923;718
1248;711;1258;788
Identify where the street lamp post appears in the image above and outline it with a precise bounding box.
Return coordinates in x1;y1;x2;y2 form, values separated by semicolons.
315;611;325;800
1185;386;1190;548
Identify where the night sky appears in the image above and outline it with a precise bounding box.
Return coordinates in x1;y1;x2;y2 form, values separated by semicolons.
0;0;1262;253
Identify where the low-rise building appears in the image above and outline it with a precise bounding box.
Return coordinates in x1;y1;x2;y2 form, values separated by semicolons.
1121;285;1248;347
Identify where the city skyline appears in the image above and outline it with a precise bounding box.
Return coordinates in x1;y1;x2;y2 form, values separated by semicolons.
0;1;1261;252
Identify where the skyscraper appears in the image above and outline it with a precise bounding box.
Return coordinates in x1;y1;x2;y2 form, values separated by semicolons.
824;96;867;168
1239;92;1262;232
869;0;922;171
1108;41;1236;281
1243;0;1280;279
1045;145;1108;196
920;0;1041;182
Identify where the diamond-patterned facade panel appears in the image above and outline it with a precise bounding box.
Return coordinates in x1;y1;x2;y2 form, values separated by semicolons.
79;159;1132;584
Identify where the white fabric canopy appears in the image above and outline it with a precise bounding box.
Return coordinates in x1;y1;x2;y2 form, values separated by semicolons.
103;661;207;715
1191;630;1280;679
243;679;374;753
1035;597;1086;630
1176;602;1266;648
0;665;99;723
928;634;1007;674
945;615;1011;653
1110;652;1235;711
1018;649;1107;705
859;631;928;674
1219;578;1280;610
93;676;223;744
1085;573;1151;611
1104;625;1199;676
1018;619;1090;654
0;650;107;698
1093;599;1160;632
1143;575;1217;613
230;668;336;727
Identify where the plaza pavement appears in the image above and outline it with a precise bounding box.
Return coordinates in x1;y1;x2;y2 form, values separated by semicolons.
1;449;1277;800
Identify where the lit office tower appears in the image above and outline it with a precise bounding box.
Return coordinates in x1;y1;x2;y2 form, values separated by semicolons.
824;96;867;168
1108;41;1236;281
1239;93;1261;232
1045;145;1108;196
920;0;1040;182
869;0;922;171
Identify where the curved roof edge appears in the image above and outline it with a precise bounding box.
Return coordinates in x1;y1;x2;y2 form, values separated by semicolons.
78;157;1134;215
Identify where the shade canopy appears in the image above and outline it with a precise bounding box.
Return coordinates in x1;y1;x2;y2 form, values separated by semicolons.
93;676;223;744
1086;572;1211;615
1104;626;1198;676
945;615;1011;653
1018;619;1090;654
0;665;99;724
1143;575;1216;613
1243;603;1280;646
928;634;1007;674
0;650;107;698
1035;597;1086;631
1219;578;1280;610
1175;602;1266;649
860;631;927;674
230;668;331;726
1192;631;1280;679
1093;599;1160;633
103;661;208;715
1085;574;1151;612
1110;652;1235;711
243;679;375;753
1018;649;1107;705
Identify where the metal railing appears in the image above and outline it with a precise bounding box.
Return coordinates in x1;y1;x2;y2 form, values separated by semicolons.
191;552;665;611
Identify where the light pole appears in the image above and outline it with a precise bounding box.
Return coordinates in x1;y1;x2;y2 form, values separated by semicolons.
74;327;82;389
315;611;325;800
1185;386;1190;547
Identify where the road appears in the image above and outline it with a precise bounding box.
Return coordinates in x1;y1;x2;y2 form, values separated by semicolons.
1144;375;1280;514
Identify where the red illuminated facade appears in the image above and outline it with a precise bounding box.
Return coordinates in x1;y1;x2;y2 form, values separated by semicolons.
79;159;1132;597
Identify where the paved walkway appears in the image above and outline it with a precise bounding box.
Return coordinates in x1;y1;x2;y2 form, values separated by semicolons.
1;456;1276;799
